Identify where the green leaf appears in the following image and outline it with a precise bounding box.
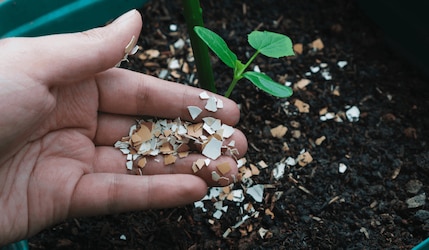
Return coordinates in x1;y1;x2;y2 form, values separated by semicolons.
248;31;294;58
243;71;293;98
194;26;237;68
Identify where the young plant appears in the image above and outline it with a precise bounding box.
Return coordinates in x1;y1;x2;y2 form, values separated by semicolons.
194;26;294;98
182;0;216;92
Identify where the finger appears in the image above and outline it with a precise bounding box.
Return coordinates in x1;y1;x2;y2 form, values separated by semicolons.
95;68;241;126
93;113;137;146
94;113;248;154
9;10;142;86
93;130;247;181
93;145;245;186
69;173;207;217
136;154;240;187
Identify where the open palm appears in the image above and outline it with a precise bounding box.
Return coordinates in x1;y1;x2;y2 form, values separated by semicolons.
0;10;247;245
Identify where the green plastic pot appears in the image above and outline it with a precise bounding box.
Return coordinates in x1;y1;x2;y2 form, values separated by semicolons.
413;237;429;250
0;240;28;250
0;0;149;38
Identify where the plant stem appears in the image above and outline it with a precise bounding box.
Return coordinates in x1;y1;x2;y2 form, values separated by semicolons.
225;76;241;98
182;0;216;93
243;51;260;71
224;51;260;97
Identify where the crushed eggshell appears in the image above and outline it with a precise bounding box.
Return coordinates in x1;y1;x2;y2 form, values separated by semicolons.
205;96;218;112
126;161;133;170
285;156;296;166
170;70;181;79
346;106;360;122
258;160;268;169
216;99;224;109
115;115;239;174
293;43;303;54
218;177;230;186
213;210;223;219
297;151;313;167
265;208;275;219
216;162;232;175
311;38;324;50
116;35;139;67
231;189;245;202
237;158;247;168
337;60;348;68
221;124;235;138
331;86;341;96
240;167;253;179
291;130;301;139
321;69;332;80
222;228;232;238
246;184;264;202
169;24;178;31
294;79;311;89
173;38;185;49
164;154;177;165
258;227;269;239
168;58;181;69
270;125;288;138
187;106;202;120
191;164;199;173
204;158;211;166
233;214;251;229
273;162;286;180
187;123;203;137
294;99;310;113
319;107;328;115
199;91;210;99
250;164;260;175
315;136;326;145
158;69;169;79
178;151;189;158
211;171;221;182
320;112;336;121
339;163;347;173
194;200;206;212
310;65;320;73
195;158;206;169
202;137;222;160
137;158;147;168
139;49;160;60
228;140;236;147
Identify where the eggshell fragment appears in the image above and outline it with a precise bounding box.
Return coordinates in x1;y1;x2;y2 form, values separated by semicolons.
137;158;147;168
202;137;222;160
187;106;203;120
205;96;218;112
199;91;210;99
270;125;288;138
216;162;232;175
164;154;177;165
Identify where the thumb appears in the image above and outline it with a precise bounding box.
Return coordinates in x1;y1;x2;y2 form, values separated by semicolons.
8;9;142;86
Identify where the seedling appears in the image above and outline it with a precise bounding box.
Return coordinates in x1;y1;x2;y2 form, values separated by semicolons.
194;26;294;98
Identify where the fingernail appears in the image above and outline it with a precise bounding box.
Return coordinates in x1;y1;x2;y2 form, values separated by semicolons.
113;9;137;24
124;35;138;54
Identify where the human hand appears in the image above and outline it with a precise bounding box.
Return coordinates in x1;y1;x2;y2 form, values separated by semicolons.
0;10;247;245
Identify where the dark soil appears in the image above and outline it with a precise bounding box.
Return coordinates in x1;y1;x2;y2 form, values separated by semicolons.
30;0;429;249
